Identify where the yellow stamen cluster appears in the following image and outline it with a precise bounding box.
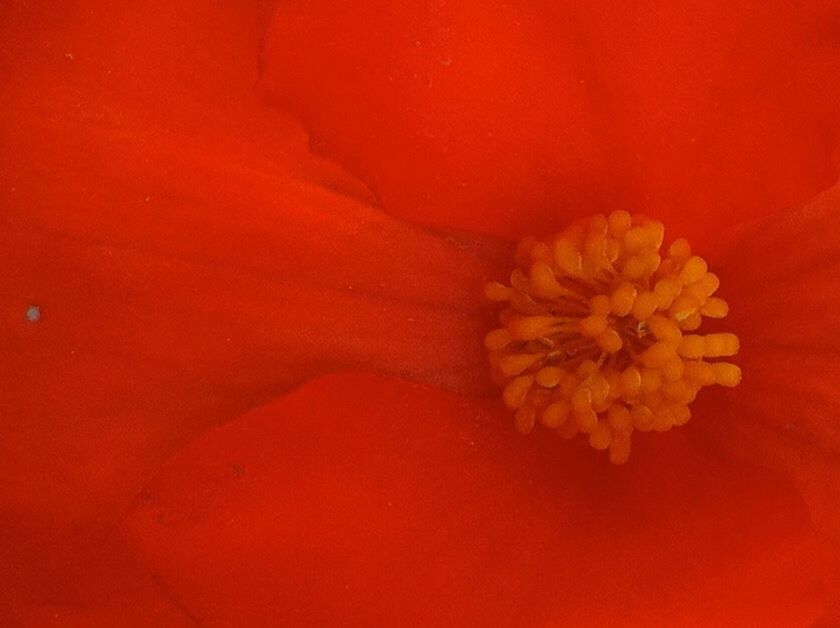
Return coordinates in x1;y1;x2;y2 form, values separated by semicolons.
484;211;740;464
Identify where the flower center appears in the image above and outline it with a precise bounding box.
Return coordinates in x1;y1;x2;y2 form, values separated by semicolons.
484;211;740;464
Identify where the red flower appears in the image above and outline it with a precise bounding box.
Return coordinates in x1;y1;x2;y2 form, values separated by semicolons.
1;1;839;625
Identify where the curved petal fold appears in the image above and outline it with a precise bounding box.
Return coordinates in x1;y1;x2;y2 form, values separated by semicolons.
1;2;504;620
126;373;828;626
1;0;504;522
262;0;840;242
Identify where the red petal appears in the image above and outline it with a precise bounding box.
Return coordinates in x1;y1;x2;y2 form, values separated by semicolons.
1;2;504;619
693;183;840;541
2;1;505;395
1;527;196;627
126;373;828;626
261;0;840;242
1;0;505;515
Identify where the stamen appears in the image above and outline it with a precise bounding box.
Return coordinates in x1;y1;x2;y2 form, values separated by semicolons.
484;212;741;464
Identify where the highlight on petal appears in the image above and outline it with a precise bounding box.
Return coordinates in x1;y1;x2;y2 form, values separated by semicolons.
692;182;840;541
125;373;828;626
261;0;840;243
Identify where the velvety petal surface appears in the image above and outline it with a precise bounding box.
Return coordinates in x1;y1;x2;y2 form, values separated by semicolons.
692;183;840;545
126;373;827;627
261;0;840;243
1;526;198;627
1;2;504;622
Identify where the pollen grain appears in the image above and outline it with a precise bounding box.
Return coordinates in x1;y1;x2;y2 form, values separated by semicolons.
484;212;740;464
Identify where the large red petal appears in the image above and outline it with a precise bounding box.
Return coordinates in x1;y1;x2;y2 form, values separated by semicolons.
0;0;504;517
261;0;840;242
125;373;828;626
692;183;840;543
1;2;504;621
1;0;507;394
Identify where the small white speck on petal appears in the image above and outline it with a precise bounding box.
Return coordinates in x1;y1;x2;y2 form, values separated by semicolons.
26;305;41;323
